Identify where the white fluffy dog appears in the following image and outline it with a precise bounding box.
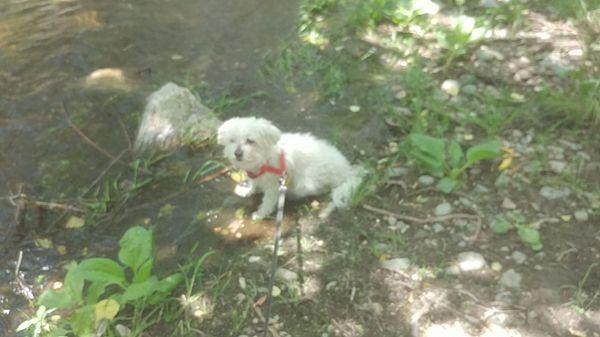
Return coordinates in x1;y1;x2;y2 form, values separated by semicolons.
217;117;363;220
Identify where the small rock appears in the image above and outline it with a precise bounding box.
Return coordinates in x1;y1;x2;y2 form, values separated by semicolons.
275;268;298;283
441;79;460;96
248;256;261;263
511;251;527;265
491;262;503;272
514;69;532;81
386;216;398;226
574;209;589;222
447;251;487;275
501;197;517;209
381;258;411;272
418;175;435;186
432;223;444;233
548;160;567;174
434;202;453;216
499;269;522;288
539;186;571;200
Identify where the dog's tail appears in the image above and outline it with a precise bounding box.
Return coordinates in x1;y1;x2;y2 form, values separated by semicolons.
333;165;366;207
319;166;365;219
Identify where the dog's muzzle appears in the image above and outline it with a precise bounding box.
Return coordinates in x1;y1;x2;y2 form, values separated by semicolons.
234;147;243;160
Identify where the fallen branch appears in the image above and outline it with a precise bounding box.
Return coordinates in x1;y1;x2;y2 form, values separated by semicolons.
363;204;479;224
61;100;118;161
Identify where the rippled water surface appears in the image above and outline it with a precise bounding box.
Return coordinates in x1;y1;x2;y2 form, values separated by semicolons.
0;0;297;331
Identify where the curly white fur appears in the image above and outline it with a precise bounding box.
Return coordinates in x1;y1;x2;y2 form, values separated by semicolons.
217;117;363;220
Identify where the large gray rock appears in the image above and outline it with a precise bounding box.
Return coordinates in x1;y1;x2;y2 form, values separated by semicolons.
134;83;221;152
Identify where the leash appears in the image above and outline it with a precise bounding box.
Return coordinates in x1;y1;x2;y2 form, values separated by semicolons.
262;175;287;337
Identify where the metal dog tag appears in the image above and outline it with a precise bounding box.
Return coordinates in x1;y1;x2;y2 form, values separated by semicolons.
234;181;253;198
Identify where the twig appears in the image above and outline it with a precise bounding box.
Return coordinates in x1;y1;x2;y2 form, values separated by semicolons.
363;204;479;225
7;194;83;213
193;168;229;184
14;250;34;301
14;250;23;276
61;100;118;161
80;149;127;197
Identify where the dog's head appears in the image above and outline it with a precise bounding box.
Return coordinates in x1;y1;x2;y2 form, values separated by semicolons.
217;117;282;171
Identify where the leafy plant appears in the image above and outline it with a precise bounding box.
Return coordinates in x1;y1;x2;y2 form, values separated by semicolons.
436;15;489;67
405;133;502;193
25;226;183;337
491;212;543;251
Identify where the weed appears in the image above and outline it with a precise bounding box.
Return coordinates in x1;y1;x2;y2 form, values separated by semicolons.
19;227;183;337
562;263;600;313
404;133;502;193
490;212;543;251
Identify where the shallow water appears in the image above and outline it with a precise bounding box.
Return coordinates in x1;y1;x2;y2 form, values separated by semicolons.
0;0;298;331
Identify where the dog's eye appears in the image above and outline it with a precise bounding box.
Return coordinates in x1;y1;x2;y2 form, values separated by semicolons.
246;138;255;144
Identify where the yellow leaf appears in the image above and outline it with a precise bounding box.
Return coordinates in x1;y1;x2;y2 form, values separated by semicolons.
95;299;120;327
35;238;53;249
230;171;246;183
65;216;85;229
498;157;513;171
560;215;572;222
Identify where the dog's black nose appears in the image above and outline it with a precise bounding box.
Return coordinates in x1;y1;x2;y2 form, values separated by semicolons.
234;147;243;160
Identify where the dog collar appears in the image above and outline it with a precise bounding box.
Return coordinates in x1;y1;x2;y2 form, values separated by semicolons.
246;151;286;179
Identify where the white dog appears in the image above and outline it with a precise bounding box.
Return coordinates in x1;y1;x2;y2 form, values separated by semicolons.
217;117;363;220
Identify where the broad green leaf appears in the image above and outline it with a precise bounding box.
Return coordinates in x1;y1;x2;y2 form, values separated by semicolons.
155;273;184;293
119;277;159;303
63;261;84;303
78;258;125;286
16;318;35;332
94;299;120;327
118;226;153;277
408;133;445;176
490;217;512;234
132;259;153;284
447;140;464;168
466;139;502;164
71;305;95;337
39;289;77;310
86;281;108;305
517;226;542;251
437;177;459;194
47;327;68;337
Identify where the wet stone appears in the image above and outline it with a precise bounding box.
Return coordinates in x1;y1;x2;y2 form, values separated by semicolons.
511;251;527;265
418;175;435;186
434;202;453;216
499;269;522;289
539;186;571;200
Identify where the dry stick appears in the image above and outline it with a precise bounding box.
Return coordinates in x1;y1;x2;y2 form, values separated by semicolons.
115;113;133;151
193;168;229;185
363;204;479;224
61;100;118;161
80;149;128;198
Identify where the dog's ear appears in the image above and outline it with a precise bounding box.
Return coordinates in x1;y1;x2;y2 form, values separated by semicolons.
254;118;282;147
217;118;236;145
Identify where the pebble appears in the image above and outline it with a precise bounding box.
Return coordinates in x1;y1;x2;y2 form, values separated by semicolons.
501;197;517;209
548;160;567;174
418;175;435;186
381;258;411;272
447;251;487;275
434;202;453;216
514;69;532;81
388;167;409;177
491;262;503;272
432;223;444;233
275;268;298;283
539;186;571;200
441;79;460;96
511;251;527;264
499;269;522;288
386;216;397;226
574;209;589;222
248;256;261;263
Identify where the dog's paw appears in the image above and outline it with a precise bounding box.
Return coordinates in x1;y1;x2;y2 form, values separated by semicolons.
251;211;265;221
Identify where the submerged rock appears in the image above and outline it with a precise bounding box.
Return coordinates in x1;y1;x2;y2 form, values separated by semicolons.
134;82;221;152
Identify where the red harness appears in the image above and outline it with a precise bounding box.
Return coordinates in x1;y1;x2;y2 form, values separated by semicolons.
246;151;286;179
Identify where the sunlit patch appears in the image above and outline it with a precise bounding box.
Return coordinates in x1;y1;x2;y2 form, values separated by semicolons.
301;29;329;47
73;11;102;29
84;68;132;91
178;292;214;321
423;321;470;337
